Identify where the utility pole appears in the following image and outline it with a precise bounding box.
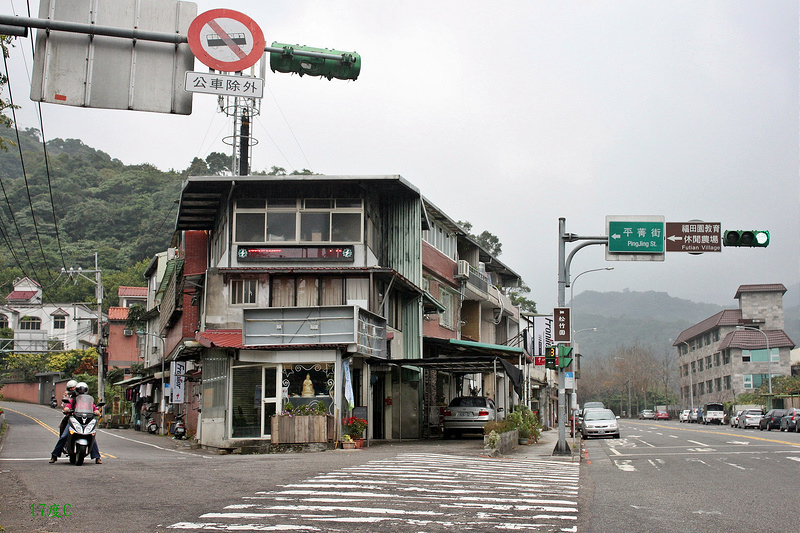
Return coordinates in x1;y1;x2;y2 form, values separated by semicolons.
62;253;105;405
555;218;608;456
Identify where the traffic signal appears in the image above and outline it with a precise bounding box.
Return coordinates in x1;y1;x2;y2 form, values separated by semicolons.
723;230;769;247
545;346;557;369
558;345;573;369
270;42;361;81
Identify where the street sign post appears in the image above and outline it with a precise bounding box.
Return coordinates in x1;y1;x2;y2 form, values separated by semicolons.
665;222;721;253
605;215;665;261
188;9;265;72
553;308;571;343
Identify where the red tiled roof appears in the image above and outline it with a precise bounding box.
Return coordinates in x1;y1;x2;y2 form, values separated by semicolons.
108;307;129;321
673;309;741;345
718;329;795;350
197;329;244;348
6;290;38;301
734;284;787;298
118;286;148;297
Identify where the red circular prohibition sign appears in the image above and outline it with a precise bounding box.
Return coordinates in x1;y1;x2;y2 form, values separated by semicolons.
188;9;265;72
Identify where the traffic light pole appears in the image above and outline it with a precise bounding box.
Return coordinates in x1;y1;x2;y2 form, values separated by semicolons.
554;218;608;456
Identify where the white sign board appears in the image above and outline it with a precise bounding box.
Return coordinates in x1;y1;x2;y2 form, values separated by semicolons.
170;361;186;404
31;0;196;114
184;71;264;98
564;371;575;390
530;315;554;357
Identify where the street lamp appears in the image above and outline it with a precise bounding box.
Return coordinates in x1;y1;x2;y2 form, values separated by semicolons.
736;326;772;399
137;330;167;435
676;340;693;410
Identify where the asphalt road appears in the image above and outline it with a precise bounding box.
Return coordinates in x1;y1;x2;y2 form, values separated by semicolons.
581;418;800;533
1;401;578;533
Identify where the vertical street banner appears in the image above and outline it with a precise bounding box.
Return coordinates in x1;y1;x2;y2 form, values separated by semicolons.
170;361;186;404
532;315;554;365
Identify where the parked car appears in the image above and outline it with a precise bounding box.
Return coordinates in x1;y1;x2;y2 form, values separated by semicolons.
688;408;699;423
442;396;503;439
679;409;691;422
581;408;620;439
759;409;787;431
654;410;670;420
577;407;606;433
779;407;800;432
639;409;655;420
738;409;763;429
730;410;743;428
583;401;605;411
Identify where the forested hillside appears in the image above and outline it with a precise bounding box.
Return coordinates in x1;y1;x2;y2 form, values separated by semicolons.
0;128;187;306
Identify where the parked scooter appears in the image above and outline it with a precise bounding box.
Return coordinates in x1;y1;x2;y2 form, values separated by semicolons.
146;416;158;434
172;413;186;440
63;395;104;466
50;394;58;409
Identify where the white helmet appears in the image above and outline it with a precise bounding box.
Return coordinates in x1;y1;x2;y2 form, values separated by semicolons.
75;382;89;395
66;380;78;390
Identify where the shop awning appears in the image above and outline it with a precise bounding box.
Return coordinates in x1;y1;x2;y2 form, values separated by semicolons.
389;338;526;394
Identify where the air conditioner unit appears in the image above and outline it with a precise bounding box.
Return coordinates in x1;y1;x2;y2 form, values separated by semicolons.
455;260;470;280
123;329;133;337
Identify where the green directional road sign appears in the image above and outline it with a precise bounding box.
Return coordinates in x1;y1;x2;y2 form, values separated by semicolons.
607;219;665;253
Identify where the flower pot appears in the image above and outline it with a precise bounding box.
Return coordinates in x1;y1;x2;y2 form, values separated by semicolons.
518;438;530;445
353;438;365;449
342;441;356;449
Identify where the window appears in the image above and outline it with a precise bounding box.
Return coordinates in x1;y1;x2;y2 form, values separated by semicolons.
705;355;712;369
53;316;66;329
713;352;721;366
0;314;7;329
20;316;41;330
723;350;731;365
723;375;731;390
698;382;705;395
439;289;455;329
743;374;771;389
271;276;368;308
231;279;257;305
233;198;363;244
691;361;696;374
706;380;713;393
714;378;722;392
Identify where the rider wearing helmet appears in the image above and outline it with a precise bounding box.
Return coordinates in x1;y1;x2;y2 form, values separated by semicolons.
50;382;103;464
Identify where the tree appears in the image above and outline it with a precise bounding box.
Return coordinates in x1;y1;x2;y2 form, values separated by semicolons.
456;221;502;256
205;152;230;175
507;284;537;314
0;36;19;152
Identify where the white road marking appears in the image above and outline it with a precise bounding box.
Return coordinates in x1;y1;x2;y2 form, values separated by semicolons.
687;440;708;447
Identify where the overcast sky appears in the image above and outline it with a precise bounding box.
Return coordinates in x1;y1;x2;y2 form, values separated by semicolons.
4;1;799;314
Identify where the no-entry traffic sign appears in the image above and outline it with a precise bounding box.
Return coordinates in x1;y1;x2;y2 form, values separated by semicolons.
188;9;265;72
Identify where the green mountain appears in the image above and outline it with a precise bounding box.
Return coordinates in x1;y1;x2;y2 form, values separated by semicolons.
0;128;184;304
572;287;798;360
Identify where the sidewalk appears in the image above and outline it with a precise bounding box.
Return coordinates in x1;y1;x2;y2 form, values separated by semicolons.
514;427;583;462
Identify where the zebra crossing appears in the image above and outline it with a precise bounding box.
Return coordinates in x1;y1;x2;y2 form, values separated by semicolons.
169;452;580;532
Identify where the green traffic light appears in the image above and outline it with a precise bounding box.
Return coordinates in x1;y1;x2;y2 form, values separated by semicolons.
723;230;769;247
269;42;361;81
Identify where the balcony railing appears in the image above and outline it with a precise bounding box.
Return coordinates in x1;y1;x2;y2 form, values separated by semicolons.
243;305;387;359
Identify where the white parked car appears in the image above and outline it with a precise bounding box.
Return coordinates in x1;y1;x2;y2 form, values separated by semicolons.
679;409;691;422
731;410;743;428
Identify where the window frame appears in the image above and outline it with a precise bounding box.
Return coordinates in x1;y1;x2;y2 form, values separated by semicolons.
233;198;364;245
230;279;258;306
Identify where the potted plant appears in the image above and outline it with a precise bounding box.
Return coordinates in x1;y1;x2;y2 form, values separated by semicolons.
343;416;368;447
